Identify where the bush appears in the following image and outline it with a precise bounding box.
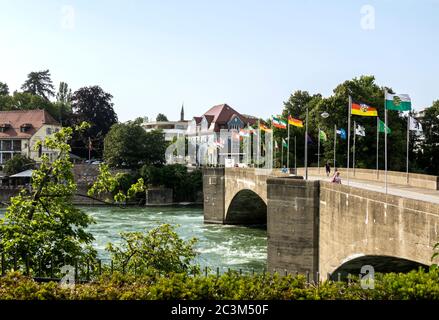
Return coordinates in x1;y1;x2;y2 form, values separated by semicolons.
1;267;439;300
140;164;202;202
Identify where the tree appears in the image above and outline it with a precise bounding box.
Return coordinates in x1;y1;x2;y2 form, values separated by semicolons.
70;86;118;159
417;100;439;174
156;113;168;122
21;70;55;101
278;75;409;171
0;82;9;95
3;155;36;176
0;124;96;275
106;224;199;275
55;81;73;125
103;122;166;168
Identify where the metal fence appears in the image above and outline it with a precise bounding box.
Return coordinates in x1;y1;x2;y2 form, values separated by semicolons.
0;253;356;285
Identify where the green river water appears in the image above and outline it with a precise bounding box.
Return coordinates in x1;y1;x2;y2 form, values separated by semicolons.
1;206;267;272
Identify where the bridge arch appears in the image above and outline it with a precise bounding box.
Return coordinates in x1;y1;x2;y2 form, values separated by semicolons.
329;254;429;280
225;189;267;225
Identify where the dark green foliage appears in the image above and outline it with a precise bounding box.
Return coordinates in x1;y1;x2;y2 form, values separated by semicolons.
279;76;411;171
70;86;118;159
21;70;55;101
156;113;168;122
0;82;9;96
104;123;166;168
3;154;36;176
140;164;202;202
2;267;439;300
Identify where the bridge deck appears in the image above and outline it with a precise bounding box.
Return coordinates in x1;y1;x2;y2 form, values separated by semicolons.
308;174;439;204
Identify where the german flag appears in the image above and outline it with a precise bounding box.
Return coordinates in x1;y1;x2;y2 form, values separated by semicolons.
352;102;378;117
288;115;304;127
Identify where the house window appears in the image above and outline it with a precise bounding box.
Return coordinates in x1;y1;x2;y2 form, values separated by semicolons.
46;128;52;135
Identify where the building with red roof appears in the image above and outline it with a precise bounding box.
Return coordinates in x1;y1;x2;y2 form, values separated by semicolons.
0;110;62;166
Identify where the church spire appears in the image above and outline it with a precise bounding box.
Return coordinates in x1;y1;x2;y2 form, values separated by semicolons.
180;102;184;121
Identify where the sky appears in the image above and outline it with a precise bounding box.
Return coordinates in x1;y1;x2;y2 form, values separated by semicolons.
1;0;438;122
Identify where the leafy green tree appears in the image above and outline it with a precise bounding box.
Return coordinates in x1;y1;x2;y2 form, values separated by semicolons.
55;81;73;126
140;164;202;202
156;113;168;122
278;76;408;171
0;124;96;275
104;123;166;168
417;100;439;174
87;163;145;204
106;224;199;275
70;86;118;159
3;155;36;176
0;82;9;95
21;70;55;101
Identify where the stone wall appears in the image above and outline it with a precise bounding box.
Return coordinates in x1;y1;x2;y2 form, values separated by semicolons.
318;181;439;278
296;167;439;190
145;188;173;205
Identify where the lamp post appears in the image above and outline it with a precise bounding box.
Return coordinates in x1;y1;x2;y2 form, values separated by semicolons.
319;111;329;174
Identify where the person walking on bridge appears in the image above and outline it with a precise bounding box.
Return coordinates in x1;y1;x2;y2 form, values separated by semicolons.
325;161;331;177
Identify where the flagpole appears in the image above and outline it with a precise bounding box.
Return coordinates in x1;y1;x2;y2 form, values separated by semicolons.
353;120;356;176
318;126;321;174
294;135;297;175
406;111;410;184
287;114;290;169
305;105;309;180
347;95;352;185
257;119;260;168
334;124;337;169
384;89;388;194
376;117;379;179
281;139;284;168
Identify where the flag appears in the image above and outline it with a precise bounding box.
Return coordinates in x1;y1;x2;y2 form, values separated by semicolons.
336;128;346;140
288;115;304;128
259;123;272;132
378;119;391;134
307;134;313;144
319;130;327;142
352;102;378;117
385;93;412;111
409;116;423;132
355;124;366;136
239;128;250;137
272;116;287;129
282;138;288;148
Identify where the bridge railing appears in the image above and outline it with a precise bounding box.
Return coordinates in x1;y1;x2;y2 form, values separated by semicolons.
296;167;439;190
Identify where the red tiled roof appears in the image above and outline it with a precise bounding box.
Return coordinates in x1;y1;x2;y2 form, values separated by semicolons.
0;110;60;139
200;104;257;131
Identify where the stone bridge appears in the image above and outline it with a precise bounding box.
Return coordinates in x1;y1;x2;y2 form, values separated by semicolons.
202;167;439;280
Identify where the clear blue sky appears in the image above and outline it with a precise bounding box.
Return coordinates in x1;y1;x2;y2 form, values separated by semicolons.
1;0;438;122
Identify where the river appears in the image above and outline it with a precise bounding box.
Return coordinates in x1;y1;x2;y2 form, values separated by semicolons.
1;206;267;272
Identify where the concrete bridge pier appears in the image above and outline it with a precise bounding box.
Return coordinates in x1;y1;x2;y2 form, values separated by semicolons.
267;177;320;278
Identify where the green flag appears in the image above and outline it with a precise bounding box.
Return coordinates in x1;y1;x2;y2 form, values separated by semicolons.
379;119;391;134
282;138;288;148
319;130;327;142
385;93;412;111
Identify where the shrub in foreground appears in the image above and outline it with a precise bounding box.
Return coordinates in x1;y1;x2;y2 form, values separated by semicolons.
1;267;439;300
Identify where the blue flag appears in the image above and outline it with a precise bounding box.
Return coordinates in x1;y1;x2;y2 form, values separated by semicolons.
336;128;346;140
